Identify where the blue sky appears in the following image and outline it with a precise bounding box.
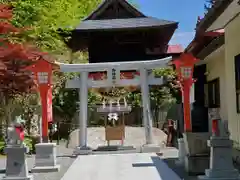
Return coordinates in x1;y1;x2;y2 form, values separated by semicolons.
132;0;206;48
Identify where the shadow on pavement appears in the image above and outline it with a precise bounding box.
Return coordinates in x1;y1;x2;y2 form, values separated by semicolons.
56;155;77;158
132;156;183;180
0;169;31;174
162;157;198;180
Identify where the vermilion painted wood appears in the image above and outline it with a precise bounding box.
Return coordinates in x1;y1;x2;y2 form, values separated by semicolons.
25;59;55;139
173;53;199;132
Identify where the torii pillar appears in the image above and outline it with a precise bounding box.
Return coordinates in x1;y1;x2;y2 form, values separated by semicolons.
65;72;91;154
78;71;88;148
140;68;154;145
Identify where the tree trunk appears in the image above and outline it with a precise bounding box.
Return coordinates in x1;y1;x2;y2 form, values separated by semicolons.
3;95;12;141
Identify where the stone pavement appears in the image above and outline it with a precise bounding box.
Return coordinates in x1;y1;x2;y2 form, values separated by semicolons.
0;141;76;180
0;143;202;180
0;140;208;180
61;153;181;180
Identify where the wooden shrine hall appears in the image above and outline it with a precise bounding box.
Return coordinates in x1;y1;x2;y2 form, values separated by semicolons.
65;0;183;63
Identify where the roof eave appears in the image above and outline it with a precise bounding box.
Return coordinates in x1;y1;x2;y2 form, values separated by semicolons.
196;0;233;32
197;35;224;59
185;29;225;55
75;21;178;32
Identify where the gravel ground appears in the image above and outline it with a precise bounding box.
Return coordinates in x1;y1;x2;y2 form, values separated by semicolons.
68;127;167;149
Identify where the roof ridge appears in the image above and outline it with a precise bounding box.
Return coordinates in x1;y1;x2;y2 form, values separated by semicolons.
84;16;176;21
84;0;145;21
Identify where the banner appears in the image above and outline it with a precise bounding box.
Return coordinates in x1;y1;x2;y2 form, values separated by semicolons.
47;87;53;123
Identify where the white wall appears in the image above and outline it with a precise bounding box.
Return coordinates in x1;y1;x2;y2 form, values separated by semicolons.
205;47;227;121
224;14;240;147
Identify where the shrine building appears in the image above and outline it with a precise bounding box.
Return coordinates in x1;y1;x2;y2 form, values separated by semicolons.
65;0;183;63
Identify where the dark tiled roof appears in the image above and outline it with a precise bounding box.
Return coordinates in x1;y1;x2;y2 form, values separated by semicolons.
76;17;177;31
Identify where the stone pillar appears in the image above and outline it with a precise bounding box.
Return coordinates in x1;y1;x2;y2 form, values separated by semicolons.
74;72;92;155
140;68;153;144
79;71;88;147
198;118;240;180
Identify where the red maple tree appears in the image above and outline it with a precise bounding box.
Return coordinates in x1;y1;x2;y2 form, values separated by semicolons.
0;4;49;98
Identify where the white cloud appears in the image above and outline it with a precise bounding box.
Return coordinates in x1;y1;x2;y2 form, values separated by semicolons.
169;31;195;48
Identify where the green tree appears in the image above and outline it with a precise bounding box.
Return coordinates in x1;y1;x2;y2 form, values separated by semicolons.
4;0;101;52
126;67;179;125
0;0;101;136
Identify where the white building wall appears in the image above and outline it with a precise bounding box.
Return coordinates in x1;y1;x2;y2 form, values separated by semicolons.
205;48;227;121
224;14;240;147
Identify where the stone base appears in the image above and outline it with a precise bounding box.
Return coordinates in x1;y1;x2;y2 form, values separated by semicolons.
94;145;136;151
199;136;240;179
31;165;60;173
185;155;209;175
2;175;33;180
73;146;92;155
198;175;240;180
183;132;210;155
92;149;138;155
175;159;184;166
32;143;60;173
141;144;160;153
198;169;240;180
4;146;31;180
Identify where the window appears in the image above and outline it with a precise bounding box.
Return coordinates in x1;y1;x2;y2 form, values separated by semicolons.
235;54;240;113
208;78;220;108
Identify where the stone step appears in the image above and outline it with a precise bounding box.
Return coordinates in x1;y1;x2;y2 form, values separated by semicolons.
93;145;136;151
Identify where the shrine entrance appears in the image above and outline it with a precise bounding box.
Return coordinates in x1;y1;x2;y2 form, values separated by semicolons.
60;0;182;154
60;57;171;153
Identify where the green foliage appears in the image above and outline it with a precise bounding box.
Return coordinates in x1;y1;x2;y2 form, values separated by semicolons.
0;0;180;129
53;88;78;121
13;94;40;135
24;136;33;152
3;0;101;52
127;92;141;107
0;137;32;155
0;0;101;134
127;67;179;110
0;140;5;154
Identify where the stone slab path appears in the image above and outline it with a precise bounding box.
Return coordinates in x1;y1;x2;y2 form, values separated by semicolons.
60;153;181;180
